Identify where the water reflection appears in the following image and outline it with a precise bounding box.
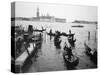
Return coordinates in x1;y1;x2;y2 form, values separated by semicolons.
16;22;97;72
24;31;97;73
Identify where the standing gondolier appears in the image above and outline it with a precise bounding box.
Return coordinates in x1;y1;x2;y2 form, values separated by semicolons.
67;47;72;60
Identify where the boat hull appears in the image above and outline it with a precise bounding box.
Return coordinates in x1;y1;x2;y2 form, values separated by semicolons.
63;53;79;69
47;33;55;36
54;40;61;49
84;43;97;65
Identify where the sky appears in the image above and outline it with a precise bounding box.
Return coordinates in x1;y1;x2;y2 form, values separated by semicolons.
12;2;97;22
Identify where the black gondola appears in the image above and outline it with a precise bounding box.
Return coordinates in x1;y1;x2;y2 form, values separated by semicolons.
84;42;97;65
47;32;55;36
33;29;46;32
84;42;92;56
54;40;62;49
54;33;61;49
63;45;79;69
71;25;84;28
61;32;75;37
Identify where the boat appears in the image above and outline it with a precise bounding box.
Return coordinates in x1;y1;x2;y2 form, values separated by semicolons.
54;40;62;49
84;42;97;65
47;30;61;36
71;25;84;28
90;51;97;65
54;34;62;49
33;29;46;32
84;42;92;56
63;46;79;69
28;25;46;32
47;32;55;36
63;52;79;69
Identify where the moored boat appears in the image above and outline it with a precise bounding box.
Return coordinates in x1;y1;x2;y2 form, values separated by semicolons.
63;53;79;69
63;44;79;69
47;32;55;36
54;40;62;49
71;25;84;28
84;42;92;56
84;42;97;65
54;34;61;49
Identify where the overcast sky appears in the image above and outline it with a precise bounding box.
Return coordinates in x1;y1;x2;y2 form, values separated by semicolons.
12;2;97;22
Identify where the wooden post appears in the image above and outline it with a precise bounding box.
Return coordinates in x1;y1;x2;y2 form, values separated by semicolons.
88;31;90;41
95;31;97;43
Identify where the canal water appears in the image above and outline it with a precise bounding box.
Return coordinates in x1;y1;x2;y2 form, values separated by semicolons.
15;21;97;72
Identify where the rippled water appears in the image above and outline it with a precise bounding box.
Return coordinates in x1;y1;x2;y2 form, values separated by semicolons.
15;21;97;72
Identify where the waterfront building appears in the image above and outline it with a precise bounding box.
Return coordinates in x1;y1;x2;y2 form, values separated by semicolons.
32;7;66;23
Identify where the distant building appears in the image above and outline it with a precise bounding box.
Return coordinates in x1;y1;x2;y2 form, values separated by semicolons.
12;7;66;23
32;7;66;23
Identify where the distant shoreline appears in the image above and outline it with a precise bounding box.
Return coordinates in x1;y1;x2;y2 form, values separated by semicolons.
72;20;97;24
11;17;97;24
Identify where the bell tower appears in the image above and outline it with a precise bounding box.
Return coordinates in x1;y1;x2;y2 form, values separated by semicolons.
37;7;39;17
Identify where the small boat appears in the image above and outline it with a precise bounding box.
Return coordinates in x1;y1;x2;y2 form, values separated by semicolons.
63;52;79;69
84;42;92;56
54;40;62;49
47;32;55;36
84;42;97;65
54;36;61;47
61;32;75;37
63;46;79;69
71;25;84;28
33;29;46;32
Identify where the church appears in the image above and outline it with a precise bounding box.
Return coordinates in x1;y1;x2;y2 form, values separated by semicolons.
32;7;66;23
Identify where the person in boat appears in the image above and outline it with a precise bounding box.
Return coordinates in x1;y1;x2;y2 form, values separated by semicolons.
50;29;52;34
64;42;68;51
16;37;23;54
69;29;71;34
67;46;72;60
69;29;75;39
49;29;52;40
54;35;60;46
28;25;33;34
68;29;76;47
64;42;72;60
68;29;72;39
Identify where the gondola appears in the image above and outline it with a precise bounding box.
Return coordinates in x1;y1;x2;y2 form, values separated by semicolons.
84;42;92;56
63;46;79;69
71;25;84;28
61;32;75;37
63;54;79;69
54;40;62;49
84;42;97;65
54;34;61;48
47;32;55;36
33;29;46;32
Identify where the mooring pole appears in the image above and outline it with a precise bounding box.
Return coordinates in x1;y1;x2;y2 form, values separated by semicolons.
95;31;97;43
88;31;90;41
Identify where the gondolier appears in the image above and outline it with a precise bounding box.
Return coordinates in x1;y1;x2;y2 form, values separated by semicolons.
64;42;72;60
